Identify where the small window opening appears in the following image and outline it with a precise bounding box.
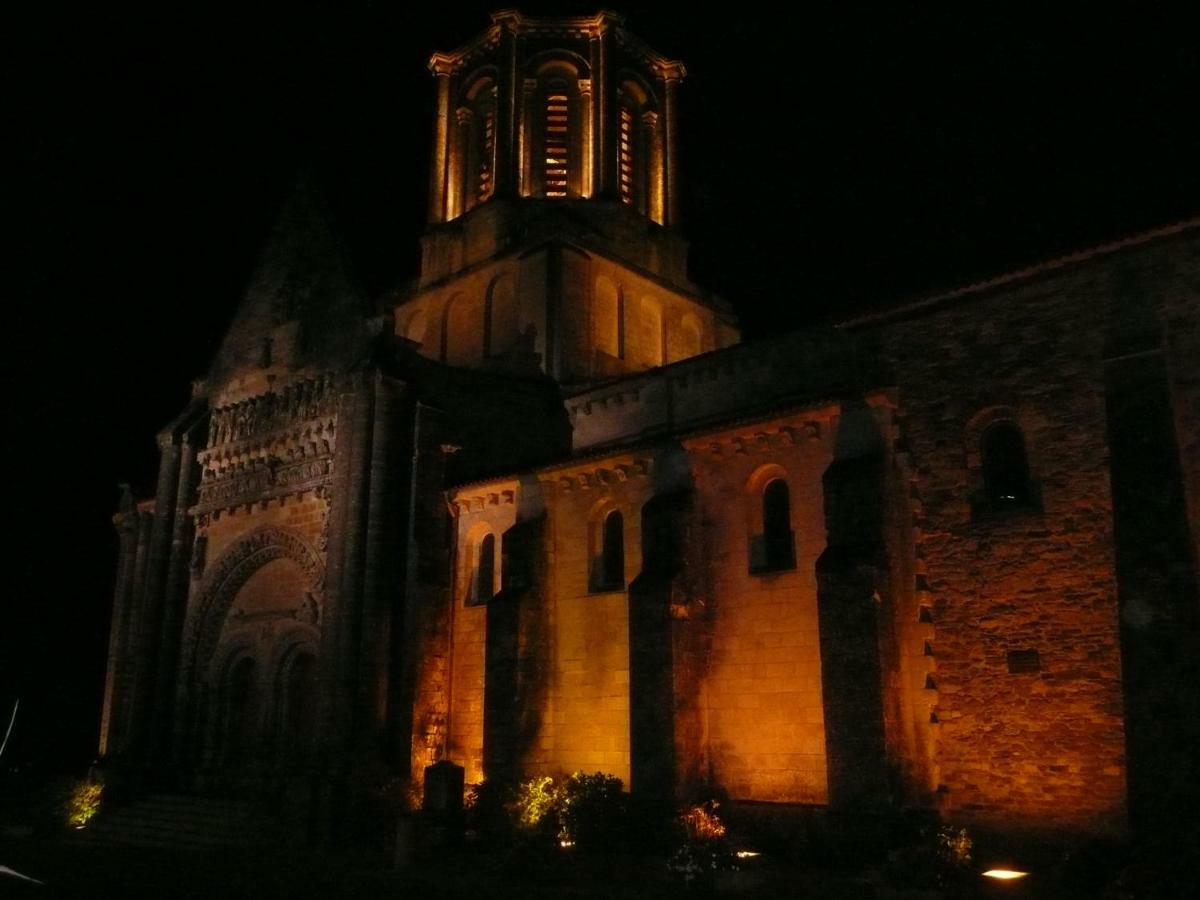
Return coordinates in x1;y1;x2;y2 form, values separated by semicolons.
472;533;496;604
760;479;795;572
592;509;625;591
981;421;1031;504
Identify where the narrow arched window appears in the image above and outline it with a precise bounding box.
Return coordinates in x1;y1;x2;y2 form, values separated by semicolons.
473;533;496;603
592;509;625;591
981;422;1031;504
761;479;795;572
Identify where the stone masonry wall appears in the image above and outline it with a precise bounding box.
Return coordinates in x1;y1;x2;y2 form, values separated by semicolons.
682;412;836;804
856;266;1129;834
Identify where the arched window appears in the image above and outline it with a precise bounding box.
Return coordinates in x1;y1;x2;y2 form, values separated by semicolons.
981;421;1032;505
459;74;499;213
616;75;658;218
591;509;625;591
472;533;497;604
761;479;795;572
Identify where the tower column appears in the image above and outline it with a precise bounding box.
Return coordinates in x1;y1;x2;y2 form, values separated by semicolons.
589;35;605;198
663;69;684;228
428;59;454;223
494;19;519;197
600;29;621;201
643;110;662;224
579;79;594;198
519;78;536;196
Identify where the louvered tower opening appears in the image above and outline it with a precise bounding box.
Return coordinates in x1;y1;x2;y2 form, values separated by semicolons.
544;92;570;197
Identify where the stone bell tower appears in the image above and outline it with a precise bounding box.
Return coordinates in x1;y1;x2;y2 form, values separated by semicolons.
393;9;740;384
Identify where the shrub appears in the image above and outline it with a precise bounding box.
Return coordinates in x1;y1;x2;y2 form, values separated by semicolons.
66;776;105;829
502;772;628;851
679;800;727;843
512;775;561;831
465;779;515;838
883;821;973;890
559;772;626;849
668;801;737;887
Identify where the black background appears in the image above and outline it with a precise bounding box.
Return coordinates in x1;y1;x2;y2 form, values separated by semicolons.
6;1;1198;771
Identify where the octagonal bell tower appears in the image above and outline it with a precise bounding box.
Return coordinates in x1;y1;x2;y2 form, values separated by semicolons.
427;8;682;224
395;9;739;385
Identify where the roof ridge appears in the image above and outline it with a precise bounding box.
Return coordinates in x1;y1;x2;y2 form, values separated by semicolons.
841;216;1200;327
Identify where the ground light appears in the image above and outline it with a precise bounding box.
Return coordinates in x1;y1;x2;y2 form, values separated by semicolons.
982;869;1030;881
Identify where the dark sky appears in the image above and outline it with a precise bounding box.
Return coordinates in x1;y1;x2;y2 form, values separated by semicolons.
6;1;1198;770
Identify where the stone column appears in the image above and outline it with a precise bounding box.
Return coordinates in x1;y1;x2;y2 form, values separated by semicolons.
494;21;519;197
663;71;683;228
125;435;182;754
578;79;594;199
519;78;536;197
99;488;142;757
151;429;202;760
600;29;620;201
643;110;662;223
816;454;890;810
427;60;453;223
360;374;408;754
589;35;606;198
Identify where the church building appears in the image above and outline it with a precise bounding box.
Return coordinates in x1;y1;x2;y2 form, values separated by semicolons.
100;9;1200;841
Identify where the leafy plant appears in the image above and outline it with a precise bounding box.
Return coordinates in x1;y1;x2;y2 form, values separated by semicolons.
67;776;104;829
558;772;626;849
668;801;738;887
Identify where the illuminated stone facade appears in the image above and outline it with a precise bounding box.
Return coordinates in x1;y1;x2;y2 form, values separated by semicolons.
102;10;1200;841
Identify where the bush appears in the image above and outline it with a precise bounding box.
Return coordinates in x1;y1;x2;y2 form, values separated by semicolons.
500;772;627;851
559;772;626;849
667;801;738;888
67;776;105;828
883;822;973;890
465;779;515;838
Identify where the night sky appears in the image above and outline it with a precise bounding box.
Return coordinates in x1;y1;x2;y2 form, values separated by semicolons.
6;1;1198;771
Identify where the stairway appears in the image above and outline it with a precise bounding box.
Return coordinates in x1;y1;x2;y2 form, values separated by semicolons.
80;794;278;851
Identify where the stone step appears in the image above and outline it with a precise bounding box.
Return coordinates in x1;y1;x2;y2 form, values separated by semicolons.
81;793;278;851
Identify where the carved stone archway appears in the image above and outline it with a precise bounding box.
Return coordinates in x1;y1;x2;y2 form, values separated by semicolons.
177;526;325;770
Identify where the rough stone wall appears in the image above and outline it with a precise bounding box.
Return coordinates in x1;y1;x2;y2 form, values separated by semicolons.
855;267;1129;834
1156;242;1200;574
683;411;836;804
